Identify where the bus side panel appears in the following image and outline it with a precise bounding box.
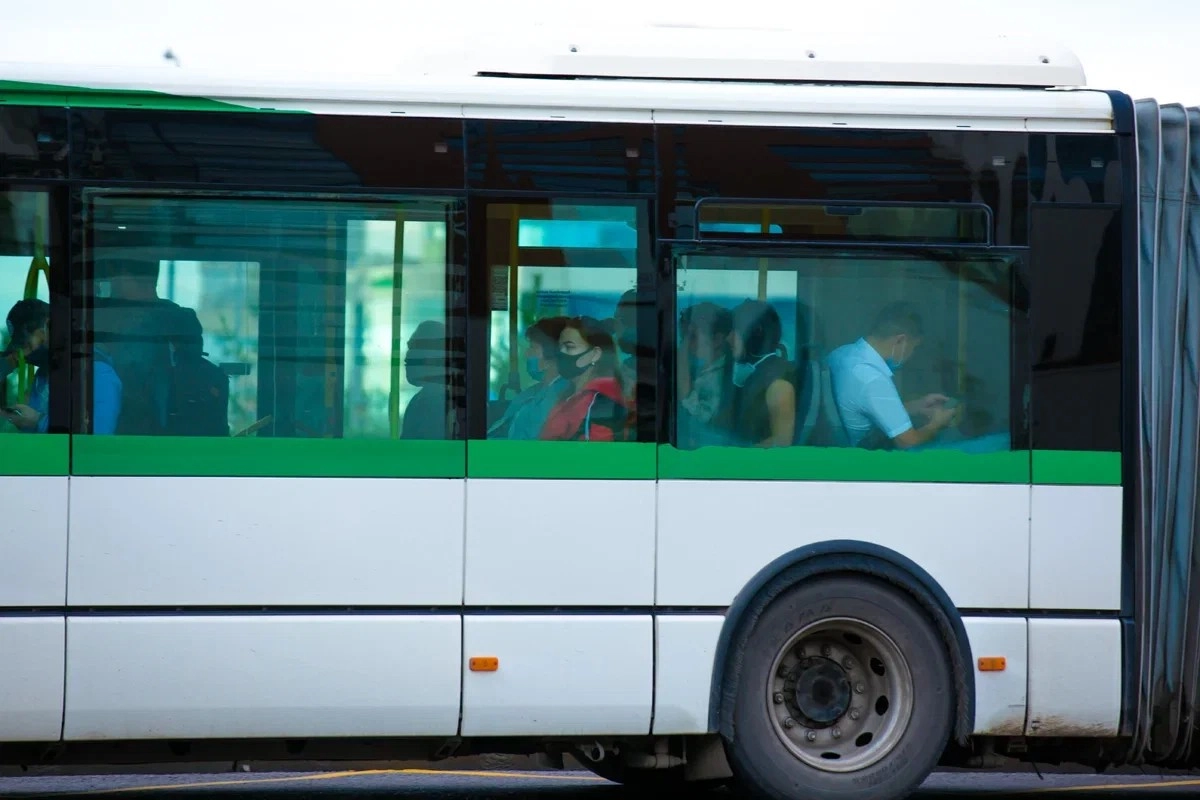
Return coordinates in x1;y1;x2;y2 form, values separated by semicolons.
653;614;724;734
656;481;1030;609
461;615;652;736
464;480;655;606
1025;618;1121;736
962;616;1028;735
66;477;465;606
0;476;67;606
63;615;461;740
1029;485;1122;610
0;617;64;741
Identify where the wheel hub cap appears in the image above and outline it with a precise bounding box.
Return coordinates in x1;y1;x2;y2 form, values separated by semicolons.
792;657;851;725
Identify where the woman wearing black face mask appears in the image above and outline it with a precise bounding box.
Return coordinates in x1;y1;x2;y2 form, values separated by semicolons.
538;316;630;442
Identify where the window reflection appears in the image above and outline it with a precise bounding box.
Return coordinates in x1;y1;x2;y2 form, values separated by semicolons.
85;194;460;439
675;251;1017;454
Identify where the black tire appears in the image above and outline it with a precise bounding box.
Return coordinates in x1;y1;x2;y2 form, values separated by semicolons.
725;576;953;800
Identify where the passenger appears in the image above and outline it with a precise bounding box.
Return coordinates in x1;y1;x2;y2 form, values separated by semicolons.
612;289;639;392
1;299;122;434
826;301;959;449
93;256;206;435
677;302;735;448
487;316;570;439
401;320;454;440
539;316;630;442
729;300;797;448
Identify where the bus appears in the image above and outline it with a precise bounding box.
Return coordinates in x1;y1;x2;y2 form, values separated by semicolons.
0;26;1196;800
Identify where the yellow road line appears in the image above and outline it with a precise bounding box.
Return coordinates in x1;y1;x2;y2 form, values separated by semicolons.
3;769;395;797
3;767;604;797
400;768;603;782
998;777;1200;794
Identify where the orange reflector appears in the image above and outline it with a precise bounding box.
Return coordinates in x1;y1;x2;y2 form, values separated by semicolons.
469;657;499;672
978;657;1007;672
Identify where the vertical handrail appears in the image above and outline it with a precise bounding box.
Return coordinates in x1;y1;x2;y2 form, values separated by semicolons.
388;210;407;439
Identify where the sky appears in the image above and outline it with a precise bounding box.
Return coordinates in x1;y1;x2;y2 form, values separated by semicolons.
0;0;1195;105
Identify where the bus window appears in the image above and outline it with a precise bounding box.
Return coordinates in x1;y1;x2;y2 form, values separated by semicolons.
483;200;652;444
84;194;462;442
674;250;1021;459
0;189;54;437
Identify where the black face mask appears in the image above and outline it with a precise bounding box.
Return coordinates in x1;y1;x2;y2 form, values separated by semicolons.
25;345;49;369
556;349;592;381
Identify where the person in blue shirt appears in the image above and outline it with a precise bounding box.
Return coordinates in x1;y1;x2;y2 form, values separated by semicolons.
827;302;959;449
1;299;122;435
488;316;570;440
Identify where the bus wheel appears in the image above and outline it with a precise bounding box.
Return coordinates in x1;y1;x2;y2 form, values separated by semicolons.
726;576;953;800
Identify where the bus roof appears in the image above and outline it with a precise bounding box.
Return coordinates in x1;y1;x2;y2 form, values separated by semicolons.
0;26;1115;133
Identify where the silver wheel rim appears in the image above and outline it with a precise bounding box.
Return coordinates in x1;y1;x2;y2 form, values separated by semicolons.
765;616;914;773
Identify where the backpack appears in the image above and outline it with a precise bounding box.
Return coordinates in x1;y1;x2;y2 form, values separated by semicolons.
154;302;230;437
165;342;230;437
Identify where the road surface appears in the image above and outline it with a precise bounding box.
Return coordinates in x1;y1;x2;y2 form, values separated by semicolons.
1;768;1199;798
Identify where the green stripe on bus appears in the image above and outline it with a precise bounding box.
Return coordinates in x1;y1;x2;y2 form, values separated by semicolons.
0;80;295;113
0;434;69;476
467;440;657;479
1032;450;1121;485
71;437;465;478
658;444;1029;484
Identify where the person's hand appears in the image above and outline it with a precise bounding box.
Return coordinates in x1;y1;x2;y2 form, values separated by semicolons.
930;403;961;430
3;404;41;431
909;393;949;418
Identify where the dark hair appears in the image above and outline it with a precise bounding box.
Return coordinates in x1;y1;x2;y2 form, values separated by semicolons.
680;301;733;339
5;298;50;348
563;315;622;388
615;289;638;327
98;255;161;282
525;316;569;353
869;302;924;339
731;300;783;359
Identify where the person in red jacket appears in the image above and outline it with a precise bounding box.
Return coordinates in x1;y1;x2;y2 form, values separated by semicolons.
539;316;631;442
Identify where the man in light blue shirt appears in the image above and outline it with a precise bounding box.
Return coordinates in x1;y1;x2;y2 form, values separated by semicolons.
827;302;959;449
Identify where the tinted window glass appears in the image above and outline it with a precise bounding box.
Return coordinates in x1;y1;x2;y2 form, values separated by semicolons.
72;111;465;189
0;188;54;432
467;121;654;193
481;199;653;443
82;193;464;439
1030;204;1122;451
696;201;991;245
659;126;1028;246
0;107;68;180
674;249;1022;455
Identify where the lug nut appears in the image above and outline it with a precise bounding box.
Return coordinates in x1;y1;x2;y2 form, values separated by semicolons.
773;692;784;705
805;730;817;742
832;727;842;739
849;709;861;721
842;657;854;670
783;717;795;729
855;682;865;694
821;645;832;657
